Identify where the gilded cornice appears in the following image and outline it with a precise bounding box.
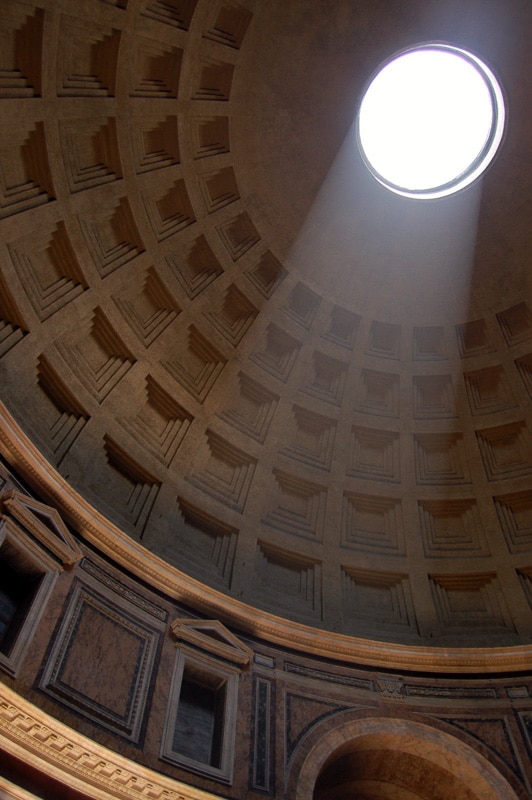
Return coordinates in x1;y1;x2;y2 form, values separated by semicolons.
1;400;531;675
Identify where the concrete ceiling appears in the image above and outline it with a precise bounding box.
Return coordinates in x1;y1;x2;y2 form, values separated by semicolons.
0;0;531;648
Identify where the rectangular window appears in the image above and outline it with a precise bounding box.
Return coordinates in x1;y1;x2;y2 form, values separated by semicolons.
161;648;239;783
0;523;57;677
0;555;43;657
173;667;226;767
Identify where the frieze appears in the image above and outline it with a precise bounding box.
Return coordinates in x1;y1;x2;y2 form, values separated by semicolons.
284;662;374;691
376;676;404;698
80;558;168;622
405;685;497;699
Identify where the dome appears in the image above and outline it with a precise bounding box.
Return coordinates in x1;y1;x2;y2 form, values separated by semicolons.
1;2;532;799
0;0;531;653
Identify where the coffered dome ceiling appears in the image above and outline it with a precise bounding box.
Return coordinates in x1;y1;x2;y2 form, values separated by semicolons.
1;0;531;648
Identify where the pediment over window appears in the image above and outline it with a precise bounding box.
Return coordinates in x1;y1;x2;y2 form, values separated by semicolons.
170;618;253;666
1;490;82;569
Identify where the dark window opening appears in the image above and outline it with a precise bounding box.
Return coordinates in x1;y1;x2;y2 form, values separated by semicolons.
0;554;42;656
172;667;226;768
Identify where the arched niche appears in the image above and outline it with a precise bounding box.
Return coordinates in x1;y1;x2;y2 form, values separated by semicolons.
291;716;523;800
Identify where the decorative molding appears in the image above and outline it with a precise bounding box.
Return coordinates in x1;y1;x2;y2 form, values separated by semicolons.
283;662;374;692
285;693;351;763
1;489;82;567
251;676;274;792
0;682;224;800
170;618;252;666
80;558;168;622
39;579;163;742
441;716;526;786
0;402;531;674
404;685;497;699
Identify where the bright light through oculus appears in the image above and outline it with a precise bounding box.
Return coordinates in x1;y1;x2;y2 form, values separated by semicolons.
357;44;505;199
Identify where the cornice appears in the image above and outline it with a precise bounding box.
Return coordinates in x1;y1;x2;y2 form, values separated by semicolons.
1;400;531;675
0;682;221;800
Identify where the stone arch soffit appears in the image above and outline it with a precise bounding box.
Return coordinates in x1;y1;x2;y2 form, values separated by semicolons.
292;715;521;800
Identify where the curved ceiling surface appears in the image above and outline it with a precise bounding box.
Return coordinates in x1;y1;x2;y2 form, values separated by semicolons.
0;0;531;648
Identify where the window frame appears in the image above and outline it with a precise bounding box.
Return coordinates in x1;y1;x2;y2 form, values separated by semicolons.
161;619;252;784
0;488;82;678
0;517;58;677
161;645;241;783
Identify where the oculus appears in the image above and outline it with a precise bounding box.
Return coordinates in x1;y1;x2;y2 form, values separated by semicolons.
357;44;505;199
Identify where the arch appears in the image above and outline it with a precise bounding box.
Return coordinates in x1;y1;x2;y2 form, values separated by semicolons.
292;716;522;800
